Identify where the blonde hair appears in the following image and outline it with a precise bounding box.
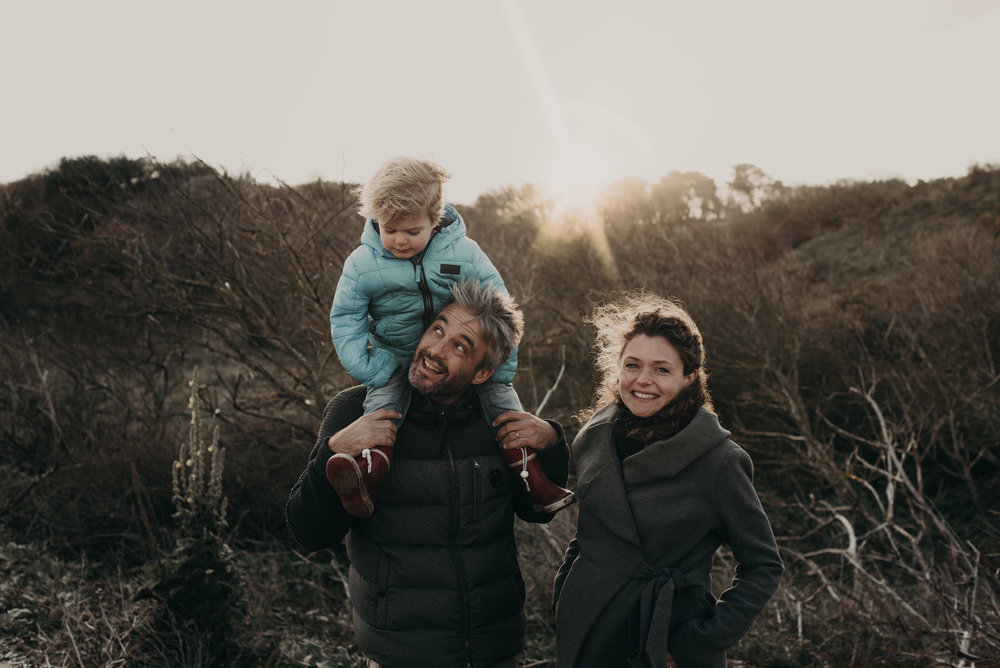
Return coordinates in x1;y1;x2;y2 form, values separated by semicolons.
580;291;712;423
356;157;451;226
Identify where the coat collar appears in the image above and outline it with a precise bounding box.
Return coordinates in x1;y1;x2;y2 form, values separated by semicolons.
622;409;731;484
407;385;481;427
572;403;642;548
573;403;619;486
572;406;731;548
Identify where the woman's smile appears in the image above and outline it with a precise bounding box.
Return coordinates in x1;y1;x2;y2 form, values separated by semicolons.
618;334;694;418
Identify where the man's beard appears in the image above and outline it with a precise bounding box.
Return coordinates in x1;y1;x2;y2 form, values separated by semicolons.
408;350;477;400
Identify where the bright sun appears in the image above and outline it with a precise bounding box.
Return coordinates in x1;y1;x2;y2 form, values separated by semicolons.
537;102;658;233
540;141;610;231
500;0;657;234
538;140;621;281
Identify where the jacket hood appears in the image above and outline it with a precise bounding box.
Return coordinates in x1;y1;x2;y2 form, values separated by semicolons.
360;204;467;258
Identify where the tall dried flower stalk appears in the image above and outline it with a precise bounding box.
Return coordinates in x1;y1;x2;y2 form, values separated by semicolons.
171;368;227;538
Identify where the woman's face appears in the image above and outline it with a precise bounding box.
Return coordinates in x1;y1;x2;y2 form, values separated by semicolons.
618;334;696;418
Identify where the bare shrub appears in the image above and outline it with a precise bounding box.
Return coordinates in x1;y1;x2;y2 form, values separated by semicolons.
697;220;1000;663
3;158;367;543
4;158;999;666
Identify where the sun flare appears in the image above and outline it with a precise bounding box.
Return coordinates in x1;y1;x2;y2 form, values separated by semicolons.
536;101;659;234
540;140;613;231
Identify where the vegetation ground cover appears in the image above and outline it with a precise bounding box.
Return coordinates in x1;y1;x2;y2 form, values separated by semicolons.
2;157;998;666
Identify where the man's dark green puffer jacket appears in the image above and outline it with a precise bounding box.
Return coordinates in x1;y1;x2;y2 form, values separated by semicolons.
285;385;569;668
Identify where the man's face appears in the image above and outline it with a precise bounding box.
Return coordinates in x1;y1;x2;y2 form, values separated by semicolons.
408;303;494;403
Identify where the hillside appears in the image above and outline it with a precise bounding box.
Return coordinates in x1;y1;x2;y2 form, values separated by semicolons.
2;157;998;666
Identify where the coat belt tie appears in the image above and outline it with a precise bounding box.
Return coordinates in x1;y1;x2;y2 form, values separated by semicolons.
627;561;706;668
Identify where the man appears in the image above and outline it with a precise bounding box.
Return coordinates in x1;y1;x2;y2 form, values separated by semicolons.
286;279;570;668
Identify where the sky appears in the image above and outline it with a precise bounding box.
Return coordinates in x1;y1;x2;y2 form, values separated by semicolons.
3;0;999;204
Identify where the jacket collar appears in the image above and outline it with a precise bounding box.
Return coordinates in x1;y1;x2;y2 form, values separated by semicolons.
572;406;731;551
622;409;731;484
406;385;482;430
575;405;731;486
573;403;643;548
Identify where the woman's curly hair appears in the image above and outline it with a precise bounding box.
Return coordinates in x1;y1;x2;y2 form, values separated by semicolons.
579;291;712;430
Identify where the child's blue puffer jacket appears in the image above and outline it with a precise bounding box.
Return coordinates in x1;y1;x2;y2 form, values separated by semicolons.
330;205;517;388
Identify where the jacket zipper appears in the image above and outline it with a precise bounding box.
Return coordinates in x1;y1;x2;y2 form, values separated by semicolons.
473;459;482;522
413;255;435;330
411;226;441;330
441;412;474;667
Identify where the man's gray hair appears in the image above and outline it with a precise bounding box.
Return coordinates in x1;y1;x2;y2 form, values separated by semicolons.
449;279;524;371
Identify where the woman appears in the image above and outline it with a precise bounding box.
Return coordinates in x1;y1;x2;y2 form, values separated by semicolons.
553;294;782;668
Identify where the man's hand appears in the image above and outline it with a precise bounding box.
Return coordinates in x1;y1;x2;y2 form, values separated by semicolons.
493;410;559;451
326;408;401;457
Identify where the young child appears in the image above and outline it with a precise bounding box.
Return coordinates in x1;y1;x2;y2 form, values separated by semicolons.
326;157;575;518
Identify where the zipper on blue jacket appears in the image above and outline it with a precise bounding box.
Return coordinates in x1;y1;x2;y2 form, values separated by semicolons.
413;255;435;330
412;226;440;330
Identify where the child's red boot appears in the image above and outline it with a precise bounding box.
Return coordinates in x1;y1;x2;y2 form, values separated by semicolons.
502;446;576;513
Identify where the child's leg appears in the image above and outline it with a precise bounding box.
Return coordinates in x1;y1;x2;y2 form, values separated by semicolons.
477;382;576;514
362;364;412;423
475;381;522;425
329;364;410;518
